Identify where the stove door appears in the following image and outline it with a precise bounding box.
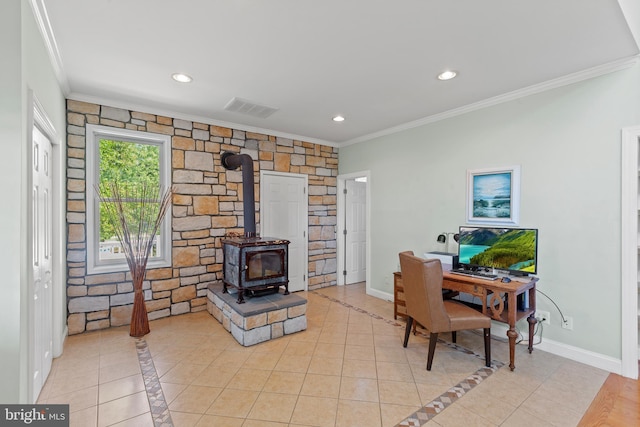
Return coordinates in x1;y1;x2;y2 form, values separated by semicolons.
246;249;285;281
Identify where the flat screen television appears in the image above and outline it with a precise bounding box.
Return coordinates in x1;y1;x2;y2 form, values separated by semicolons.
457;226;538;276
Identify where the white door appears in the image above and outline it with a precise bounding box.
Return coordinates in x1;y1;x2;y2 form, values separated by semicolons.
31;125;53;401
345;179;367;284
261;173;308;292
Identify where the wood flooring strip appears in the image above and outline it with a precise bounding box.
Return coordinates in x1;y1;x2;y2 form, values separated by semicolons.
578;372;640;427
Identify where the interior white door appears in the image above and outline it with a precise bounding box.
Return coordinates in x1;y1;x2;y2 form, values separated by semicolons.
261;173;307;292
345;179;367;284
31;126;53;402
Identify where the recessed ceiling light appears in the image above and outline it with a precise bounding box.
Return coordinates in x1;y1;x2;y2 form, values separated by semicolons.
332;115;345;122
437;70;457;81
171;73;193;83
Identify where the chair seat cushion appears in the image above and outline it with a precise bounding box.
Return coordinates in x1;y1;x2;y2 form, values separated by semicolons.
444;300;491;330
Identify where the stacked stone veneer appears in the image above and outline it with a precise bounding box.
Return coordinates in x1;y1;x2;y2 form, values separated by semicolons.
65;100;338;334
207;284;307;346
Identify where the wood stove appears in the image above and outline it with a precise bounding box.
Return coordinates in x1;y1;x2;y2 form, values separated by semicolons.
222;236;290;303
220;151;291;303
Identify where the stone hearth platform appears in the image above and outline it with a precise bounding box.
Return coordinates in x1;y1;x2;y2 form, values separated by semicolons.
207;282;307;346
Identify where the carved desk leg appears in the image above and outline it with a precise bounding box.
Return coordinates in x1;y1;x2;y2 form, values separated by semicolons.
506;291;518;371
527;314;537;353
489;292;517;370
506;327;518;371
527;285;537;354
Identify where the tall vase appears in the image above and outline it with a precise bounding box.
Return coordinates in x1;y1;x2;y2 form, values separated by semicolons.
95;182;172;338
129;265;150;337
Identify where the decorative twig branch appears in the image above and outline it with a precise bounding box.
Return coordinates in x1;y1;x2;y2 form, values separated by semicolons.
95;182;173;337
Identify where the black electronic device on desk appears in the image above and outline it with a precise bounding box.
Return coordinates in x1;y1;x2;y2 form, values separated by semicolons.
457;226;538;277
449;267;499;280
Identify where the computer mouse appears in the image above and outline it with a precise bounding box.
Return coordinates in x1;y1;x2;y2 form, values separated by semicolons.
501;277;512;283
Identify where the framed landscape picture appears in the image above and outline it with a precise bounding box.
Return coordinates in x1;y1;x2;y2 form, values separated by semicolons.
466;165;520;225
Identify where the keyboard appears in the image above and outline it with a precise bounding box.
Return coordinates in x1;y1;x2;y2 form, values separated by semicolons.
449;269;499;280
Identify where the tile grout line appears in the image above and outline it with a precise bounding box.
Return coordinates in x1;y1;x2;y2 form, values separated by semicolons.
310;290;505;427
135;338;174;427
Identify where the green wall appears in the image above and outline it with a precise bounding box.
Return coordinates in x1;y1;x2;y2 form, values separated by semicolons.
339;65;640;358
0;0;26;405
0;0;65;403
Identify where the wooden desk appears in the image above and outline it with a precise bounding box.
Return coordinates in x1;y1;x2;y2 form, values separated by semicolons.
394;272;458;320
393;272;408;321
442;270;538;371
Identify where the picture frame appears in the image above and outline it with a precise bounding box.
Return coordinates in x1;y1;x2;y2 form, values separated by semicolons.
466;165;520;225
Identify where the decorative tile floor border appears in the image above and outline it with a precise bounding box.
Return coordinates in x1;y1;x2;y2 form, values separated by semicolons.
135;339;174;427
311;290;505;426
394;363;502;426
133;291;502;427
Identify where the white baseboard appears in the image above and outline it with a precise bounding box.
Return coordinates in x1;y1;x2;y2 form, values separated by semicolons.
367;287;393;302
491;322;622;374
365;291;623;375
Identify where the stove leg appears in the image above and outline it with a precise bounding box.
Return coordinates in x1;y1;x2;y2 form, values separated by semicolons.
284;283;289;295
235;285;246;303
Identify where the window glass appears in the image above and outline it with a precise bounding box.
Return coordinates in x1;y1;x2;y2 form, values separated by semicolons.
86;124;171;274
97;139;160;261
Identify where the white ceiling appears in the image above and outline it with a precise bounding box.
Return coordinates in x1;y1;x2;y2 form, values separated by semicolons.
38;0;639;146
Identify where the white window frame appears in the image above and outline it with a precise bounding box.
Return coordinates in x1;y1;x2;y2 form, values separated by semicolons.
86;124;172;275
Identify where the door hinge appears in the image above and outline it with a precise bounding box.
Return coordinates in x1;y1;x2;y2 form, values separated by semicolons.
343;270;347;276
303;187;306;194
343;229;347;235
303;274;306;282
303;230;306;237
343;188;347;194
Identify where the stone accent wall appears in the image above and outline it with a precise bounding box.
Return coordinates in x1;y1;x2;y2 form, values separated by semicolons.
65;100;338;334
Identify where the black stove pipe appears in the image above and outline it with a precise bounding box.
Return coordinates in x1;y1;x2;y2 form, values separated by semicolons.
221;152;256;237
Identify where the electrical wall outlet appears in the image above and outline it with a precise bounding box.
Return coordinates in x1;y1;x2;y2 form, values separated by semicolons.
562;316;573;330
537;310;550;325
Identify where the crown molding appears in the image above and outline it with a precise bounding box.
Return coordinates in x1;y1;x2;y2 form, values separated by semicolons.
67;92;339;148
27;0;332;147
29;0;70;94
342;55;640;147
29;0;638;150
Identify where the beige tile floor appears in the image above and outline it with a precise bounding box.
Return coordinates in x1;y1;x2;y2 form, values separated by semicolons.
37;283;609;426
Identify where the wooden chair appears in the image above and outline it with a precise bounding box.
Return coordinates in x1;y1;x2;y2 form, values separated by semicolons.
399;251;492;370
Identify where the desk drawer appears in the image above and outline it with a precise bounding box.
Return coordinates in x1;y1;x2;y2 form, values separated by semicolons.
443;280;485;298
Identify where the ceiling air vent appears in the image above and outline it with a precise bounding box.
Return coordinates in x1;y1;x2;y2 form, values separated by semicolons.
224;97;279;119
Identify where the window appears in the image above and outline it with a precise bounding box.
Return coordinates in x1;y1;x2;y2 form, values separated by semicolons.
86;125;171;274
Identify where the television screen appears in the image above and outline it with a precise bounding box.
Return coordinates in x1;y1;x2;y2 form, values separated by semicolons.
457;226;538;275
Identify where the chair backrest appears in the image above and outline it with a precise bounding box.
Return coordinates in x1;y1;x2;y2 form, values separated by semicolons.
399;251;450;333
